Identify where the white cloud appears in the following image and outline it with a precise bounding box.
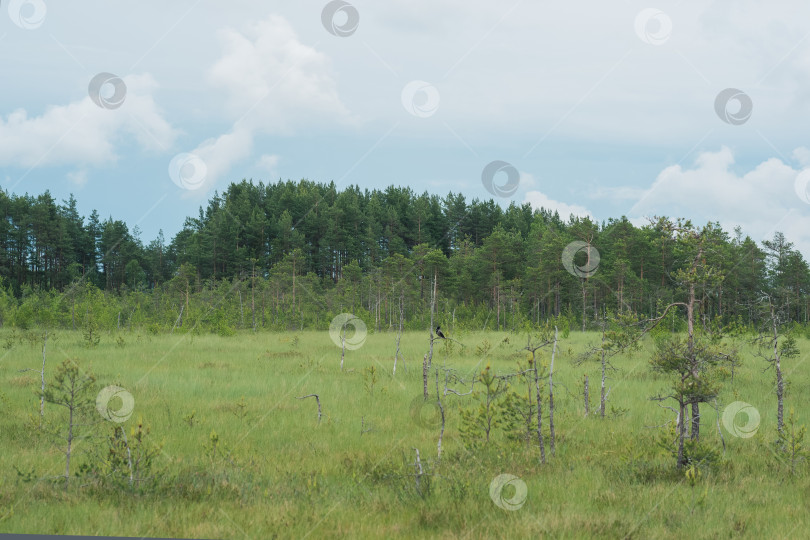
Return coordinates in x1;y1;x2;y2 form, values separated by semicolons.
0;74;176;169
189;125;254;193
210;15;352;130
257;154;280;173
523;190;593;221
792;147;810;167
67;169;88;187
190;14;353;187
630;147;810;256
518;171;537;189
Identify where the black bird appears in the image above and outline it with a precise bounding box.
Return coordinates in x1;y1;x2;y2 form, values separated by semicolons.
436;326;446;339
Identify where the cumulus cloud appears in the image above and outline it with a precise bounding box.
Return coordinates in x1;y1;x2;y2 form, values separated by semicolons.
188;14;353;188
67;169;88;187
188;125;255;193
518;171;538;189
257;154;280;173
630;146;810;256
523;190;593;221
0;74;176;169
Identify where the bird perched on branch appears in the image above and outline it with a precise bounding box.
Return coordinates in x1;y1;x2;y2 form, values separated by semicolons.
436;326;446;339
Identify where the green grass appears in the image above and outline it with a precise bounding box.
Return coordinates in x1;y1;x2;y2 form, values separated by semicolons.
0;328;808;539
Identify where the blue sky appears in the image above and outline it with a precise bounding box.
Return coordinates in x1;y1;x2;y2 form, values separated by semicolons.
3;1;810;253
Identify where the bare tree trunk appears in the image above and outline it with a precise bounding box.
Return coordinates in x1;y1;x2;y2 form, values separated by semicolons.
413;448;424;495
687;282;699;441
770;301;785;432
238;290;244;328
533;349;546;464
171;305;184;334
549;326;558;455
65;406;74;491
120;425;134;489
28;332;48;427
435;367;445;458
584;374;589;417
394;293;403;376
296;394;322;423
428;271;436;371
581;279;586;332
251;261;256;331
341;323;346;371
677;394;686;468
601;324;607;418
422;354;428;399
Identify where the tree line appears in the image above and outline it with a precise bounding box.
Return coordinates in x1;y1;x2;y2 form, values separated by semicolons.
0;179;808;333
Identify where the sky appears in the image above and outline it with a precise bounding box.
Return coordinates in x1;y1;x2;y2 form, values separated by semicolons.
2;1;810;254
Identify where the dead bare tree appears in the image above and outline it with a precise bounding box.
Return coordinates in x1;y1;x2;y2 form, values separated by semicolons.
548;326;558;456
19;331;48;427
428;271;437;372
583;374;589;417
296;394;322;424
435;368;445;458
752;293;799;433
340;315;360;371
171;304;184;334
422;354;429;399
394;292;404;376
413;447;425;497
575;312;641;418
524;332;554;464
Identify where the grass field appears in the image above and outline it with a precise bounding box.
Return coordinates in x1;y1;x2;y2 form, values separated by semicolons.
0;327;808;539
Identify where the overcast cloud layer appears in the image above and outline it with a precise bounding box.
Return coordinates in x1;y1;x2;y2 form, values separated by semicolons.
2;1;810;253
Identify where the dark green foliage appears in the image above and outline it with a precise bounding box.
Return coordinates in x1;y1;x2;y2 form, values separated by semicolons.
775;408;807;476
42;358;97;490
0;182;808;335
459;365;511;446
